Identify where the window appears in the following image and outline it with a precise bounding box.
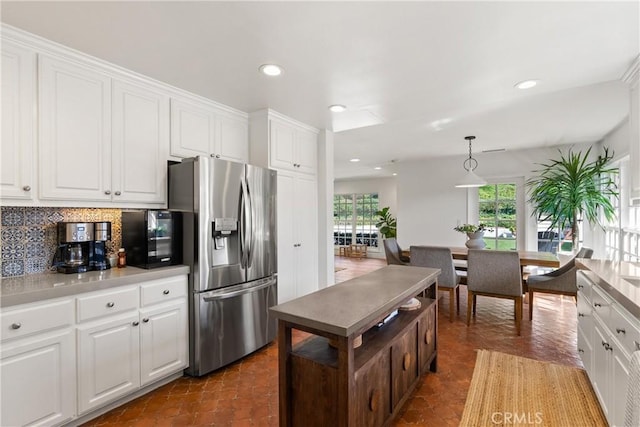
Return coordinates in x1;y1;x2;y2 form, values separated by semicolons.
334;193;380;250
605;157;640;262
478;183;517;250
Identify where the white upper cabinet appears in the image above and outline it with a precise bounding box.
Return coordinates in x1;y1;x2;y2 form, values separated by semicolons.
170;96;248;163
627;60;640;203
1;40;36;201
38;54;112;202
112;80;169;204
250;109;318;175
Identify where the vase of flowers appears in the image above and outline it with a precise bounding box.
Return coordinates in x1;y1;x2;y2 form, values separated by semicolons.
454;224;489;249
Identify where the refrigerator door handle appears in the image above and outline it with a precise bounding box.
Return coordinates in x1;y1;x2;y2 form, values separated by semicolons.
246;180;254;268
202;279;275;301
239;180;248;268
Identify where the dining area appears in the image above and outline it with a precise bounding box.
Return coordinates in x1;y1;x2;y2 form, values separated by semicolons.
383;238;592;336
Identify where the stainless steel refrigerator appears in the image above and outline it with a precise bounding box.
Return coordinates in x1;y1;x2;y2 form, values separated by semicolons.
168;156;277;376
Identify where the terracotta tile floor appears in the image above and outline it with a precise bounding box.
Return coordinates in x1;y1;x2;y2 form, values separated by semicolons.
84;256;581;426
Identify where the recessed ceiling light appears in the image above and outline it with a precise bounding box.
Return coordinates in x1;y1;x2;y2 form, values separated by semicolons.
392;173;398;176
515;79;538;89
350;158;360;162
329;104;347;113
374;166;382;170
259;64;282;76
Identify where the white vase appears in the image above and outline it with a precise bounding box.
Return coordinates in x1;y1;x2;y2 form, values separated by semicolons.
466;231;486;249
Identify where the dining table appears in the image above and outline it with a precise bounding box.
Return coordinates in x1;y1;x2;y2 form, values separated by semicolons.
402;247;560;269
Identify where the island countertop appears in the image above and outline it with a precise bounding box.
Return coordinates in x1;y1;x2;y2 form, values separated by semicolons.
0;265;190;308
269;265;440;337
576;258;640;319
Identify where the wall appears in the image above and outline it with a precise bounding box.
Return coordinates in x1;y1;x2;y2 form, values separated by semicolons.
0;207;122;277
396;143;597;252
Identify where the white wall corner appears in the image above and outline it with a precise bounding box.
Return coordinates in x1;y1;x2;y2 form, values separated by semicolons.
317;129;335;288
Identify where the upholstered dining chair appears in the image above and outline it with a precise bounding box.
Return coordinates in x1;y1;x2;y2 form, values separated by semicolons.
383;238;410;265
410;246;461;322
526;247;594;320
467;250;524;335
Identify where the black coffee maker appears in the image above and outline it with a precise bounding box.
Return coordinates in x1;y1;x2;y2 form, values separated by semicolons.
55;222;94;273
91;221;112;270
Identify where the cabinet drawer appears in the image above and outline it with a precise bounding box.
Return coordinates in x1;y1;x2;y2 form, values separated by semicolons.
140;276;187;307
1;298;73;341
576;271;593;303
591;285;612;325
77;286;138;323
610;303;640;357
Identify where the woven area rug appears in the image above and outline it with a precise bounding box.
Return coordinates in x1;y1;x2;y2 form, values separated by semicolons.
460;350;607;427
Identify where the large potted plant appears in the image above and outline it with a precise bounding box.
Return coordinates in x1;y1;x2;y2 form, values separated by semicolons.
375;207;397;239
526;146;618;250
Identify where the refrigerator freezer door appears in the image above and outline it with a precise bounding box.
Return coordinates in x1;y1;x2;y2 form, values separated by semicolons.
199;158;246;291
188;276;277;376
245;164;278;282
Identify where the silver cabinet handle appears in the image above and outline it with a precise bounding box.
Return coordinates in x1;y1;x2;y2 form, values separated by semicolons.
577;284;584;289
163;290;170;295
594;303;602;308
104;190;111;195
106;302;115;308
132;321;139;326
578;348;584;353
11;322;21;330
616;328;626;335
602;341;612;351
143;318;149;323
578;313;585;317
22;185;31;191
114;191;121;196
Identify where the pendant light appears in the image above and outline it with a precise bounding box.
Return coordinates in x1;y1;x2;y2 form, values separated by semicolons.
455;136;487;188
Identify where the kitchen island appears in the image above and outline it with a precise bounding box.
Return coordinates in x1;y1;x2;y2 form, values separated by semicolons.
270;265;440;427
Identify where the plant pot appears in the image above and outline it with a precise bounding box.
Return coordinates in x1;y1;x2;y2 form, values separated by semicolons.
465;231;486;249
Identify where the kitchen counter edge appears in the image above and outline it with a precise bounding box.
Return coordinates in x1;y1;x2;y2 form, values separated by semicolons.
0;265;190;308
576;259;640;320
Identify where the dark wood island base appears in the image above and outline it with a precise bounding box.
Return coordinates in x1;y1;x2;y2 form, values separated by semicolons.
271;265;440;427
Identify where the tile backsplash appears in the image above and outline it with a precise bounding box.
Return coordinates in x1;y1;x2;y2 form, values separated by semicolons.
1;207;122;277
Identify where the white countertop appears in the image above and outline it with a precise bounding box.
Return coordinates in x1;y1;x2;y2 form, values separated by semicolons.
576;259;640;319
0;265;190;307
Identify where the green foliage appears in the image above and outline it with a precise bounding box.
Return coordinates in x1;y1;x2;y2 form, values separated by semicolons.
526;146;618;248
453;223;489;233
375;207;397;238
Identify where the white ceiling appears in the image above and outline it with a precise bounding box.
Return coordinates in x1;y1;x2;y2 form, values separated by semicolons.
2;1;638;179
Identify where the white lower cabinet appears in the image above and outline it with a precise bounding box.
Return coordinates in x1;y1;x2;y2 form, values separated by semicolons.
0;297;76;426
140;300;188;386
1;329;75;427
0;274;188;426
76;276;188;415
577;271;640;427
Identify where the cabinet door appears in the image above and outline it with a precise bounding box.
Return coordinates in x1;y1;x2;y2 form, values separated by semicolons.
1;41;36;201
354;351;391;427
577;324;594;376
276;173;296;303
77;313;140;414
611;342;629;427
391;324;418;409
216;112;248;163
294;175;318;297
630;76;640;201
591;321;610;418
170;97;215;158
39;55;111;201
270;119;296;171
112;80;169;204
1;329;75;427
295;128;318;175
418;302;437;372
139;299;188;386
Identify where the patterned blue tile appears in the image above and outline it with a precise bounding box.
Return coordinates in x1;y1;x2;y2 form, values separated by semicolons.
1;227;24;243
2;260;24;277
47;210;64;224
26;242;47;258
1;207;25;226
25;208;48;226
25;257;49;274
25;228;45;242
2;243;25;260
